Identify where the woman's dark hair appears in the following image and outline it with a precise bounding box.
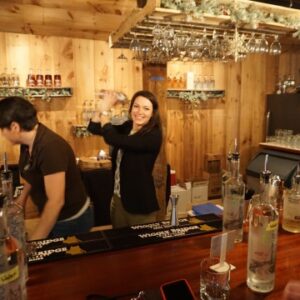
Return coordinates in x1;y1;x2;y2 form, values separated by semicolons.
128;90;161;134
0;96;38;131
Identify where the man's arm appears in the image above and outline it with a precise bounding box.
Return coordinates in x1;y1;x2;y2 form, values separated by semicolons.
15;180;31;208
29;172;65;240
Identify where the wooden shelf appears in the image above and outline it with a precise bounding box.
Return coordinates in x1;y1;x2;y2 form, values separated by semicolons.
260;142;300;154
166;89;225;100
0;87;73;99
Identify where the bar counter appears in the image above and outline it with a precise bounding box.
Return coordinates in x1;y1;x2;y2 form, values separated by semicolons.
27;227;300;300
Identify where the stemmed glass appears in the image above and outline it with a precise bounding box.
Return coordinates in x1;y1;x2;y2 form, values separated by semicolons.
258;34;269;53
186;32;199;61
270;35;282;55
130;33;141;60
175;31;189;60
199;28;210;60
247;33;256;53
210;30;222;60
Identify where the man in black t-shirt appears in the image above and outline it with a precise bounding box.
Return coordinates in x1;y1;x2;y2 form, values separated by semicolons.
0;97;94;240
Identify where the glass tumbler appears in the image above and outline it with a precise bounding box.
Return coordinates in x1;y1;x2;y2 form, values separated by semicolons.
200;257;231;300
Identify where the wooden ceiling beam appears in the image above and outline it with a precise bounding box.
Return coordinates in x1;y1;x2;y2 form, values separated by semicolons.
109;0;160;47
0;21;109;40
0;0;136;14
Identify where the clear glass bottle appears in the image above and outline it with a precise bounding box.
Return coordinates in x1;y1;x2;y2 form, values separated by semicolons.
1;67;9;87
222;151;245;242
222;153;232;204
282;164;300;233
97;90;127;103
10;67;20;87
247;158;279;293
0;193;27;300
1;153;28;282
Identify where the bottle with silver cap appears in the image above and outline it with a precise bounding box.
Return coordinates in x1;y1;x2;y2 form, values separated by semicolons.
247;154;279;293
222;139;245;243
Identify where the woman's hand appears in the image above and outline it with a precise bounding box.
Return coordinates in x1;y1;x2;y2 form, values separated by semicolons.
100;90;118;113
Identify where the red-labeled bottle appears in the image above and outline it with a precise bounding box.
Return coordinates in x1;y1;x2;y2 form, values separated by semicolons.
36;69;44;87
54;72;62;88
44;69;52;87
27;68;36;87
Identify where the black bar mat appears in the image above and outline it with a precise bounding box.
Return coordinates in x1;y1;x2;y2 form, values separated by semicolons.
28;214;222;264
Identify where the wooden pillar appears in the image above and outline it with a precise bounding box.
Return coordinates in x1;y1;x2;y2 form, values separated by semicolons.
142;64;168;220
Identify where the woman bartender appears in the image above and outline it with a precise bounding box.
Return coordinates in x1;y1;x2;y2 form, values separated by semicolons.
88;90;162;228
0;97;94;240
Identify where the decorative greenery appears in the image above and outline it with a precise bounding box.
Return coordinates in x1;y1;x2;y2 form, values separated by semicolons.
0;87;72;102
72;125;92;138
0;87;23;98
161;0;300;38
179;91;208;102
167;89;225;105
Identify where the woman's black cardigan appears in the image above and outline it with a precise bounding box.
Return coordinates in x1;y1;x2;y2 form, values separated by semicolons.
87;120;162;214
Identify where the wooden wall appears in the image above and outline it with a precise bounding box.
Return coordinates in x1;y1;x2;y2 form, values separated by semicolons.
0;32;143;163
164;46;300;183
1;31;300;188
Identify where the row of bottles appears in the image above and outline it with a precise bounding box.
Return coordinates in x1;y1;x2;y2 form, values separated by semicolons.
0;153;27;299
0;68;20;87
27;68;61;88
0;67;63;88
222;147;300;294
167;72;216;90
222;147;278;293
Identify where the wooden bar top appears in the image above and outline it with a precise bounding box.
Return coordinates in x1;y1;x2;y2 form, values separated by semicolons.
27;228;300;300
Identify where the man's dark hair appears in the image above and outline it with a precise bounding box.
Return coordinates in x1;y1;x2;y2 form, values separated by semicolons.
0;96;38;131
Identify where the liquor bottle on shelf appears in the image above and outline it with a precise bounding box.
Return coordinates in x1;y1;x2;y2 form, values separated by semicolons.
44;69;52;87
54;69;62;88
0;193;27;300
282;163;300;233
1;67;9;87
10;68;20;87
247;154;279;293
36;69;44;87
27;68;36;87
222;140;245;242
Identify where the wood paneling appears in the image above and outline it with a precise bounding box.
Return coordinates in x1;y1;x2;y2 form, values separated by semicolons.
165;51;300;183
1;31;299;197
0;32;143;164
